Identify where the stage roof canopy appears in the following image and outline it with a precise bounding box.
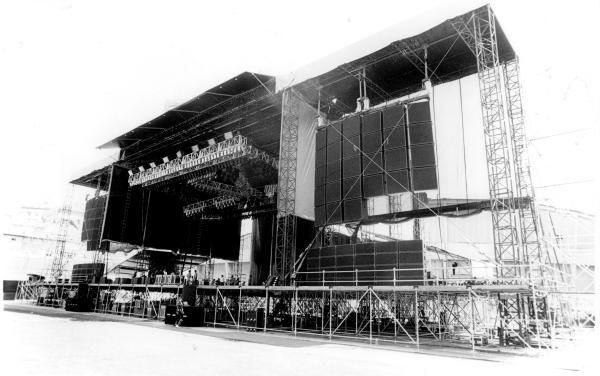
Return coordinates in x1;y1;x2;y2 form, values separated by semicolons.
99;72;276;150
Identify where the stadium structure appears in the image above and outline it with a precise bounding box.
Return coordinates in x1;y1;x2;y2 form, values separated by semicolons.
14;4;595;352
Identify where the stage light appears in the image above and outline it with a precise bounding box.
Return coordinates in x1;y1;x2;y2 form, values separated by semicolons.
208;138;216;146
138;166;145;172
224;131;233;140
149;162;157;168
162;156;169;163
176;151;183;158
191;145;199;152
127;170;134;176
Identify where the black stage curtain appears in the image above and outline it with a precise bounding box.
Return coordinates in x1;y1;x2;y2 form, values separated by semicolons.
95;165;241;260
196;218;242;261
250;213;274;285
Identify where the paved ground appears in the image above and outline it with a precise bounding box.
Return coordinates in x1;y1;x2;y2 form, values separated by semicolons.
1;303;594;375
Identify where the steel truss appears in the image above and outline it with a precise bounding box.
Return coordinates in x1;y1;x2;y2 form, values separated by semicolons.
272;89;300;284
502;59;552;276
451;6;521;280
47;188;74;281
129;135;277;187
447;6;592;347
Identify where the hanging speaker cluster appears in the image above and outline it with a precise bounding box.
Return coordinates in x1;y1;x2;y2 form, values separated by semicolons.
314;100;437;227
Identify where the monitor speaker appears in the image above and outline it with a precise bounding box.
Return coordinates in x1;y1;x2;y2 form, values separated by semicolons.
343;156;361;178
326;181;341;203
362;111;381;134
326;141;341;163
382;104;406;129
363;174;384;197
412;166;437;190
315;166;326;186
342;135;361;158
315;205;326;227
385;169;409;194
343;198;364;222
326;160;341;182
320;246;335;257
398;252;423;264
407;101;431;124
408;124;433;144
362;152;382;175
314;185;325;206
306;256;320;271
320;256;335;268
362;131;382;153
327;122;342;145
342;177;362;199
384;147;408;171
325;202;342;224
335;244;354;257
316;129;327;150
342;115;360;137
397;240;423;251
410;144;436;167
316;147;327;167
383;128;406;149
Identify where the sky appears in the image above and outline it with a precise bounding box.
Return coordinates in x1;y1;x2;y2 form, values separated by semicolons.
0;0;598;219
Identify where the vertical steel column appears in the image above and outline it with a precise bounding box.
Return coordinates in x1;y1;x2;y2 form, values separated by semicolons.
369;288;373;343
213;288;218;327
237;287;242;330
393;269;397;340
329;288;333;339
469;290;475;351
415;290;419;348
264;287;269;332
293;287;298;336
272;89;300;285
437;290;442;341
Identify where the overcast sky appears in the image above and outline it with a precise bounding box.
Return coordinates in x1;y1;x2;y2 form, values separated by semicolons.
0;0;598;217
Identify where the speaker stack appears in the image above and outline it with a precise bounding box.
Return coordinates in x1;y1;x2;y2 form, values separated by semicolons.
406;101;437;191
302;240;424;286
314;99;437;228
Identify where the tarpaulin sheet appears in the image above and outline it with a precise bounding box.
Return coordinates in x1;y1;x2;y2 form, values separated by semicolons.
294;96;318;220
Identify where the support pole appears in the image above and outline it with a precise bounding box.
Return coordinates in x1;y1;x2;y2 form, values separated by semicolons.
369;288;373;344
329;288;333;339
470;289;475;351
415;289;419;349
264;287;269;332
214;287;218;328
437;290;442;341
293;287;298;336
393;268;397;340
237;287;242;330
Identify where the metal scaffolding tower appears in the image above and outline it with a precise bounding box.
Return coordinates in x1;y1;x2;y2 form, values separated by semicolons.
451;6;521;279
503;59;552;278
48;186;74;281
272;89;300;284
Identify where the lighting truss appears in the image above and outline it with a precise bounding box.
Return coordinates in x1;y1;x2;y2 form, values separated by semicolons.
128;135;277;187
187;179;262;199
183;195;239;217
